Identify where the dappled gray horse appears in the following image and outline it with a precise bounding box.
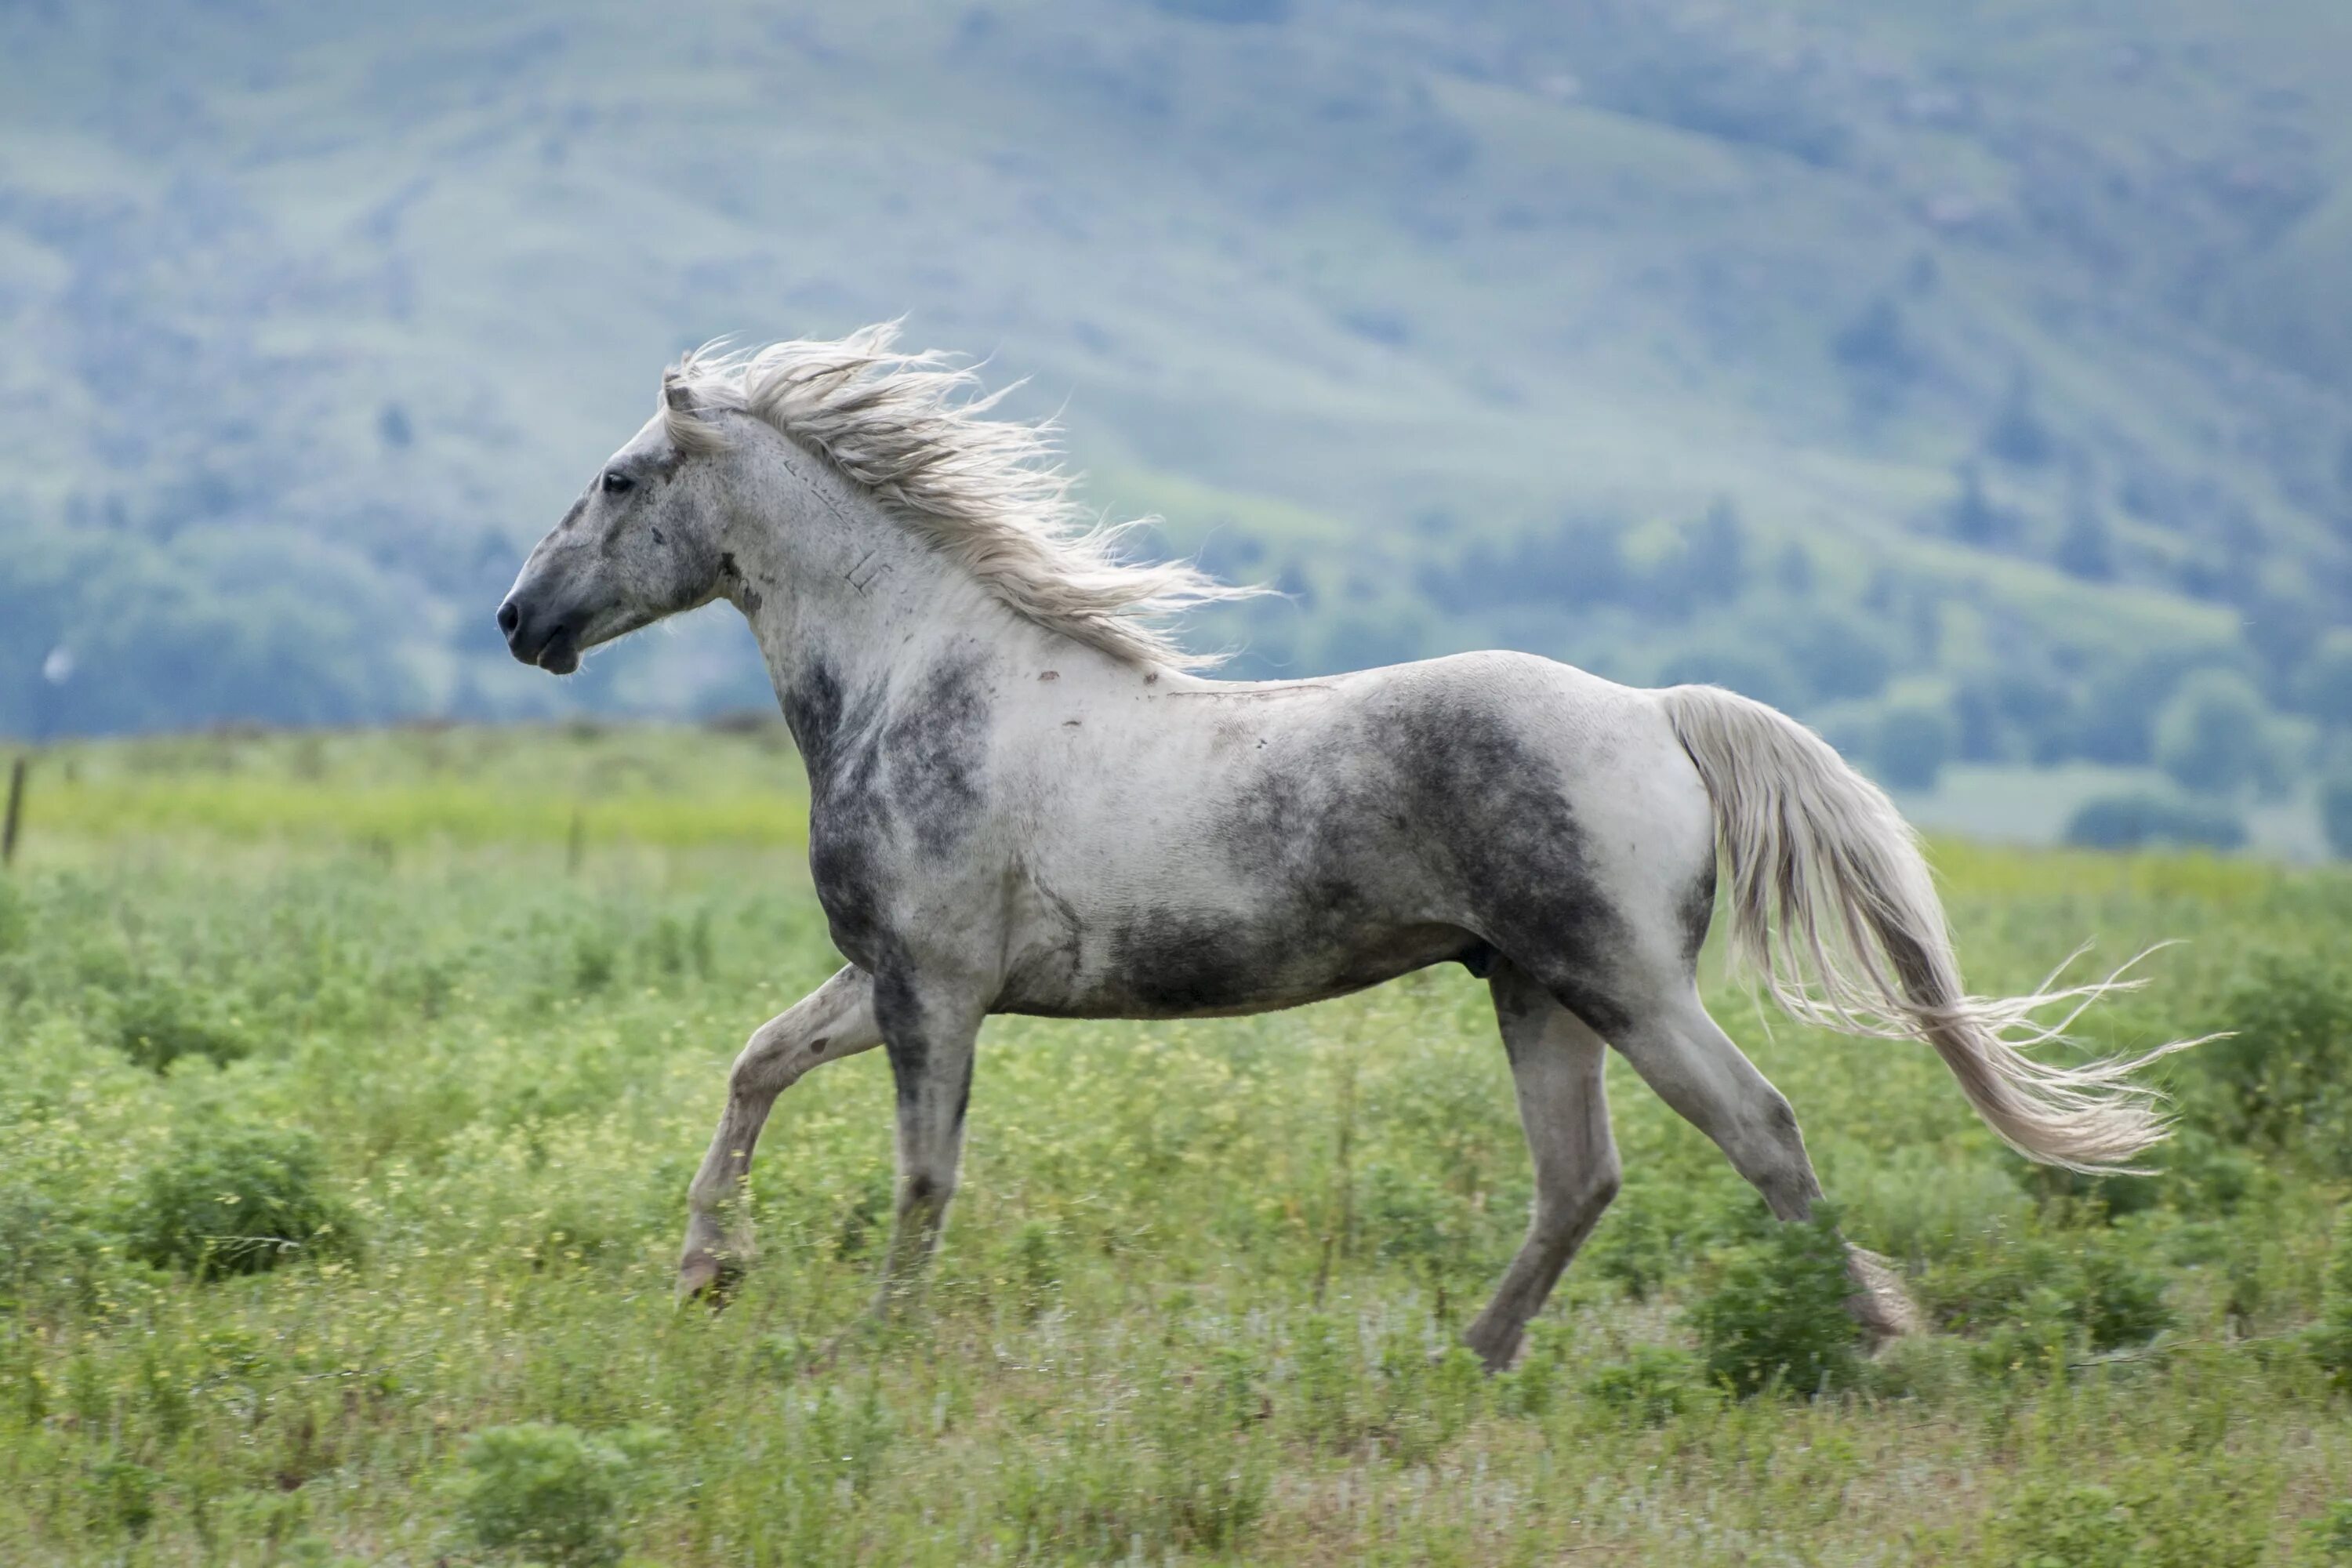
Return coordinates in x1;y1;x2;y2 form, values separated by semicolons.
499;326;2187;1369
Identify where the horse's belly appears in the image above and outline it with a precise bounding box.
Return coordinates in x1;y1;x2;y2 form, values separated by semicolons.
994;908;1484;1020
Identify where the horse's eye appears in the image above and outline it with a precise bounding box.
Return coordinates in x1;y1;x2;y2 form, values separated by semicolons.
601;470;634;495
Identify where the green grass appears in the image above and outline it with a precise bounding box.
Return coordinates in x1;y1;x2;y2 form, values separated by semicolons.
3;724;2352;1563
15;722;811;855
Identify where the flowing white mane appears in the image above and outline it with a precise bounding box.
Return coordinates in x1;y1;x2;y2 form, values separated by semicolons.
660;324;1262;669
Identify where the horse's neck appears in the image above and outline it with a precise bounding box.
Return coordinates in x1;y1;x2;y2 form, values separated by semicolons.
723;442;1051;776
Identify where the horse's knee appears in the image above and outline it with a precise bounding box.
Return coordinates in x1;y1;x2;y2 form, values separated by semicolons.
732;1023;834;1098
729;1025;777;1089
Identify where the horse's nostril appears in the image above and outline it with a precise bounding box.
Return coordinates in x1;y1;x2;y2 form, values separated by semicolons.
496;601;522;637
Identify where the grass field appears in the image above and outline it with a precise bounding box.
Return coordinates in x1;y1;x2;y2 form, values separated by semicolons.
4;724;2352;1564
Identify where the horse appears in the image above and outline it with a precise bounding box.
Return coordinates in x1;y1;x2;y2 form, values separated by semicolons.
497;324;2188;1370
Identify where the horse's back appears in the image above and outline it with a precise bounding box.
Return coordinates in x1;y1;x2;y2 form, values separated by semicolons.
993;648;1715;1021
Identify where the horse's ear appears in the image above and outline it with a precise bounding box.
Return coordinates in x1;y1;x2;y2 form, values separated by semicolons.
663;374;696;416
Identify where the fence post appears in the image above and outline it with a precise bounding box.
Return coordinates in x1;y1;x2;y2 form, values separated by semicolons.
2;757;24;869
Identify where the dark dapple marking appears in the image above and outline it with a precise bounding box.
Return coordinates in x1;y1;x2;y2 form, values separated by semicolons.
789;655;992;1120
1381;699;1642;1040
782;657;894;974
872;970;931;1111
1679;858;1718;965
879;658;991;858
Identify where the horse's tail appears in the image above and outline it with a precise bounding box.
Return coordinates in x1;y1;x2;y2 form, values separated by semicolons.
1657;682;2195;1173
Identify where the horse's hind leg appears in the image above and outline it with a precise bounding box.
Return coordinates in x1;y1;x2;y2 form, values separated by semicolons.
1608;988;1919;1341
1464;960;1622;1373
680;966;881;1300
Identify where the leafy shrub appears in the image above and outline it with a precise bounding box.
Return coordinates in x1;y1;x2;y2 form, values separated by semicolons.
1583;1175;1720;1300
1359;1160;1482;1284
0;1112;116;1309
1972;1285;2081;1378
1863;1334;1971;1403
1289;1312;1360;1450
1980;1460;2271;1568
2318;1207;2352;1390
451;1423;630;1567
1583;1345;1719;1424
2063;791;2246;851
644;909;713;981
1494;1319;1570;1418
1690;1210;1862;1398
1984;1479;2139;1567
2010;1156;2162;1221
2310;1500;2352;1562
569;929;617;994
85;1457;162;1540
124;1123;354;1277
111;982;249;1073
2154;1127;2263;1216
1918;1232;2169;1359
2189;953;2352;1171
1842;1147;2035;1266
2078;1248;2175;1352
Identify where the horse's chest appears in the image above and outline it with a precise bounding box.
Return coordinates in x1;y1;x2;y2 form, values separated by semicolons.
804;785;989;971
805;800;902;969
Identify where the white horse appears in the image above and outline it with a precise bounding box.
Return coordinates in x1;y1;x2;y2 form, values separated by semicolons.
499;325;2187;1370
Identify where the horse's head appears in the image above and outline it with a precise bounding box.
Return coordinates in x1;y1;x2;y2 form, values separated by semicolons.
498;377;731;675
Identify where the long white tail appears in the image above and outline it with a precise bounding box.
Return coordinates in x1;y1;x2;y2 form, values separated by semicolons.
1658;683;2195;1173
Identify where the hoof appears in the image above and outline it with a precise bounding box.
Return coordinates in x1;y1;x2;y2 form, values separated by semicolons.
677;1251;744;1308
1845;1247;1924;1345
1461;1322;1522;1376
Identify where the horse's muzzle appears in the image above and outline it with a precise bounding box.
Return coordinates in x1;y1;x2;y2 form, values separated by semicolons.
496;595;582;675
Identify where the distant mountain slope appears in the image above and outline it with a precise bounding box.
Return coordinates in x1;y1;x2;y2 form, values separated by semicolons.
2;0;2347;818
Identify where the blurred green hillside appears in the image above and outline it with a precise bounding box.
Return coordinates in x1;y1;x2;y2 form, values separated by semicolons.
2;1;2349;845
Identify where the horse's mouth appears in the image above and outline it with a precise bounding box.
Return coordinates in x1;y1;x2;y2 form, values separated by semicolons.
535;631;582;675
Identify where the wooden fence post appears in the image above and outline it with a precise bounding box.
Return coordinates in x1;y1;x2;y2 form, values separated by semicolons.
2;757;25;869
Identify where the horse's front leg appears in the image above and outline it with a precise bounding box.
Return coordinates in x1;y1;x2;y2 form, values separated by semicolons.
866;975;985;1319
679;965;880;1300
